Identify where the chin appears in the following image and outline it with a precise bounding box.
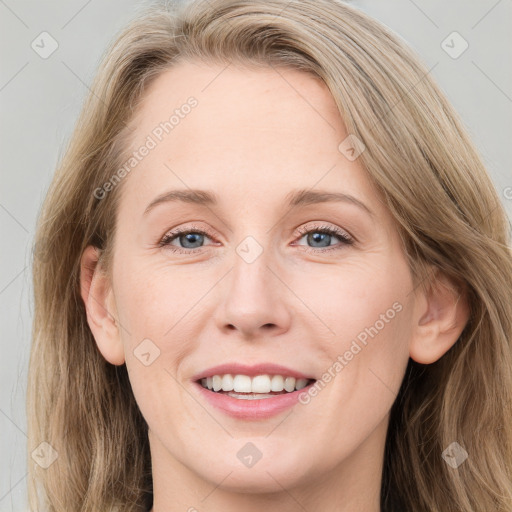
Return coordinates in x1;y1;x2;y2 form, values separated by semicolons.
202;468;304;494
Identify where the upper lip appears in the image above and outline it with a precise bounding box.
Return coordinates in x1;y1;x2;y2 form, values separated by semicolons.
191;363;316;382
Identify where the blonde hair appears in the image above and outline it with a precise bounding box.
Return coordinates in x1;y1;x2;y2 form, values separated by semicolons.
28;0;512;510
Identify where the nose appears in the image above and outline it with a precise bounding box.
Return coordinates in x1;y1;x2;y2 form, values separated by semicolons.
214;248;292;339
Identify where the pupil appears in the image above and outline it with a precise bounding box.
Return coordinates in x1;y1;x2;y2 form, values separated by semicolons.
309;232;330;247
182;233;202;248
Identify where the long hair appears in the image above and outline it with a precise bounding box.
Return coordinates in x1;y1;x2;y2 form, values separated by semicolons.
28;0;512;510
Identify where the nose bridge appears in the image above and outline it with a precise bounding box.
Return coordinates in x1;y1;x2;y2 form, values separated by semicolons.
215;235;291;337
231;238;271;297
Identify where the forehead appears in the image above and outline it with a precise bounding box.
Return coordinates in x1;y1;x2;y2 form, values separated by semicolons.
135;60;337;130
118;60;381;214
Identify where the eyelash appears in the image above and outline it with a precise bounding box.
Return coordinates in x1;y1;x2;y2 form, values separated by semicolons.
293;224;354;253
158;223;354;255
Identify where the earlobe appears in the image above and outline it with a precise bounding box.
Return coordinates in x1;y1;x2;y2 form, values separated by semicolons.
409;269;470;364
80;245;125;365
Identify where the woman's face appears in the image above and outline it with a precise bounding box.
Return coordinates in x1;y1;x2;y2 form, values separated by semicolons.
102;61;419;495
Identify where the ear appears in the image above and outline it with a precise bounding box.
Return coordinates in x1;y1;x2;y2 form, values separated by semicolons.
80;245;125;365
409;268;470;364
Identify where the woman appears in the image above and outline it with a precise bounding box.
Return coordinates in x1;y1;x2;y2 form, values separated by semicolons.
27;0;512;510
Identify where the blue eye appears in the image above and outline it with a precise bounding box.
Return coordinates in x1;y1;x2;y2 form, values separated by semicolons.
158;226;214;254
158;223;354;254
293;224;354;253
164;231;205;249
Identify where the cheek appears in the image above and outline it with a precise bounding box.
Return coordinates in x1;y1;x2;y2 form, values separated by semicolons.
112;264;197;400
297;266;413;458
113;257;208;340
303;254;413;393
117;269;194;430
298;256;411;341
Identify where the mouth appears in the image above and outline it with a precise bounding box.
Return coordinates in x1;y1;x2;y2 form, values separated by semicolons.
196;374;316;400
190;363;317;419
193;371;317;420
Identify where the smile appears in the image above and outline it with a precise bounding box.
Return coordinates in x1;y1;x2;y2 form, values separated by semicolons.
199;373;313;397
194;374;317;420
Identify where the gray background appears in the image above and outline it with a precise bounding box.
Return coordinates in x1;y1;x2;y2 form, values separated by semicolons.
1;0;511;509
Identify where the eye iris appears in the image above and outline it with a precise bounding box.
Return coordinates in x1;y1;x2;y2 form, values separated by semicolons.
308;232;331;247
181;233;203;248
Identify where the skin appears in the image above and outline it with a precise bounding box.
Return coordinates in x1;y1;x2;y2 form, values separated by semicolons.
80;61;469;512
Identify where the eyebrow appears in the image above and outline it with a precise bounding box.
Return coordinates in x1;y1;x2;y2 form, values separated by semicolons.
143;188;374;218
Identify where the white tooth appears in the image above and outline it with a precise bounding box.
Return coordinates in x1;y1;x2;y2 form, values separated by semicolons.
284;377;296;392
221;374;234;391
212;375;222;391
251;375;272;393
270;375;284;392
295;378;309;390
201;373;307;393
233;374;252;392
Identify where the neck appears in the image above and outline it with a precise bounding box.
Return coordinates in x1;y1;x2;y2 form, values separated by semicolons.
148;415;387;512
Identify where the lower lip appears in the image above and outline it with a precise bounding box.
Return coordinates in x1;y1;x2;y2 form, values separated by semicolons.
193;381;315;420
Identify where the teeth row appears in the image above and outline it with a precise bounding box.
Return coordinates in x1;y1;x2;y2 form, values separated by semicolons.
200;374;311;393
